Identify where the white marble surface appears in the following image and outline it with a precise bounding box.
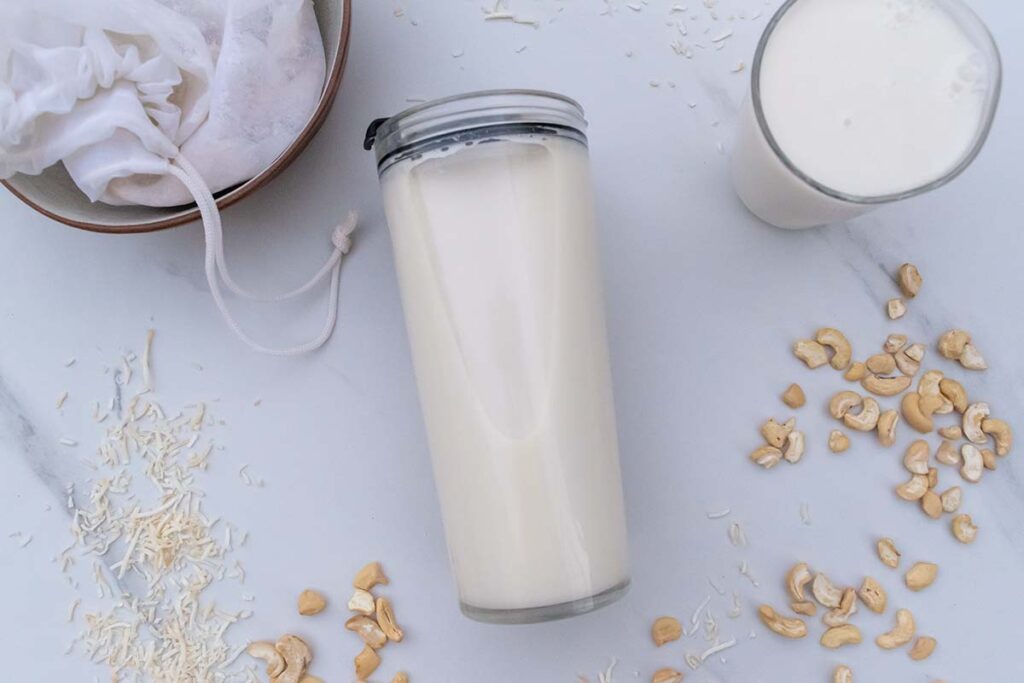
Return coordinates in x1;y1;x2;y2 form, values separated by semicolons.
1;1;1023;681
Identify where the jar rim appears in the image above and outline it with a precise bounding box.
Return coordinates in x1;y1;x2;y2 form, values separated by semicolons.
365;89;587;169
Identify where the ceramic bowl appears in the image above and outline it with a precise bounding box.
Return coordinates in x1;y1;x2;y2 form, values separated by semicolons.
1;0;352;234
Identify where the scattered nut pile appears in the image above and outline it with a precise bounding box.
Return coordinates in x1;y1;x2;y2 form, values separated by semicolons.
246;561;407;683
746;262;1012;681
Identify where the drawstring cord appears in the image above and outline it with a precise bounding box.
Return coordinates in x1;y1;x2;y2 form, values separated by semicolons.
166;154;356;356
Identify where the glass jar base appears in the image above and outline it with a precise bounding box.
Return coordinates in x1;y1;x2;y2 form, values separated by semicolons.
460;578;631;625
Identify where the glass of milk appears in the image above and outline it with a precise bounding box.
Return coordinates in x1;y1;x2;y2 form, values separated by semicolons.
732;0;1001;229
365;91;630;623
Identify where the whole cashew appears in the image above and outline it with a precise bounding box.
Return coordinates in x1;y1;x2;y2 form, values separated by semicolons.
895;474;929;501
981;418;1012;456
962;403;990;444
829;391;863;420
751;445;783;469
938;378;967;412
937;329;971;360
812;573;843;608
758;604;808;639
876;608;915;649
275;635;313;683
960;444;984;483
821;624;862;649
833;665;854;683
247;642;285;678
876;410;900;447
935;440;960;466
862;374;912;397
816;328;853;370
901;393;933;434
786;562;812;602
844;397;880;432
903;440;930;475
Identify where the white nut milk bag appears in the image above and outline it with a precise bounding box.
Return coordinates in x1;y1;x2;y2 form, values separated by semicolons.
0;0;356;354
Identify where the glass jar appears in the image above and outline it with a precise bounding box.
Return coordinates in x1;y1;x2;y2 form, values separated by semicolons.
366;90;630;623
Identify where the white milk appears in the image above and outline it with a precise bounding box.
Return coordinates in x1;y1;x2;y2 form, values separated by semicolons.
380;133;630;616
732;0;995;228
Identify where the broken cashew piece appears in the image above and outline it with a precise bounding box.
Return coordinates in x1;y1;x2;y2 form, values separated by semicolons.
833;665;853;683
921;490;942;520
862;374;912;397
782;383;806;409
887;298;907;320
816;327;853;370
355;645;381;679
844;362;868;382
377;597;404;643
247;642;286;679
962;403;990;444
960;444;984;483
897;263;922;298
829;391;863;420
910;636;937;661
758;605;808;639
791;600;817;616
345;615;388;649
786;562;812;602
844;397;880;432
652;668;684;683
982;418;1012;456
751;445;783;469
877;538;901;569
823;588;858;627
877;410;899;447
829;430;851;454
938;425;963;441
297;589;327;617
905;563;938;591
959;342;987;370
876;608;915;649
895;474;929;501
794;339;829;369
761;418;796;448
951;514;978;544
274;635;313;683
866;353;896;376
901;393;933;434
812;573;843;608
902;440;930;475
904;343;926;362
348;588;376;616
651;616;683;646
821;624;862;649
353;561;390;591
938;378;967;412
982;448;997;471
935;440;960;466
937;329;971;360
940;487;962;513
857;577;886;614
884;334;908;353
894;351;920;377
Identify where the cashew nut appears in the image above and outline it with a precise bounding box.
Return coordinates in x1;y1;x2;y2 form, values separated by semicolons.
791;600;817;616
884;334;908;353
876;608;915;649
938;329;971;360
297;589;327;616
247;642;286;678
862;374;912;397
959;342;987;370
761;417;796;448
887;298;907;320
903;440;930;475
829;430;851;453
751;445;783;469
812;573;843;608
345;615;388;649
938;424;963;440
927;466;938;489
844;361;868;382
877;538;901;569
938;378;967;412
821;624;862;649
960;444;984;483
794;339;829;369
921;490;942;520
936;440;960;466
782;383;806;409
895;474;929;501
894;351;920;377
866;353;896;375
829;391;863;420
652;668;684;683
982;447;997;471
844;397;881;432
833;665;853;683
353;561;389;591
392;672;409;683
910;636;937;661
901;393;933;434
651;616;683;646
816;327;853;370
348;588;376;616
757;604;808;639
355;645;381;679
877;410;900;447
857;577;886;614
918;369;943;396
274;635;313;683
905;562;938;591
963;403;990;444
897;263;922;298
823;587;858;627
904;342;926;362
786;562;812;602
951;514;978;544
940;487;962;513
376;597;404;643
781;431;805;463
981;418;1012;456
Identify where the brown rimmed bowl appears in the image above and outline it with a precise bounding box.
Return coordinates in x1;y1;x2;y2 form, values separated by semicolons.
1;0;352;234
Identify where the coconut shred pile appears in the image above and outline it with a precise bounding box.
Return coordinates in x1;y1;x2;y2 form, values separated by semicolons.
61;332;257;682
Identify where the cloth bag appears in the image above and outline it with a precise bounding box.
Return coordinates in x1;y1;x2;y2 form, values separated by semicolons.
0;0;355;355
